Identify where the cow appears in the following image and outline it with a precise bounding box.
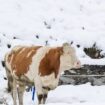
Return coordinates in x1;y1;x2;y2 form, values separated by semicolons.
4;43;81;105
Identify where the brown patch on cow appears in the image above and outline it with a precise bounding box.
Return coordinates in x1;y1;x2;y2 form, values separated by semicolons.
8;47;23;63
8;46;41;77
39;47;63;78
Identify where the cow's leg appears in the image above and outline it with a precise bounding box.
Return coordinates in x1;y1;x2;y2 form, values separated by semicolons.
35;79;45;105
12;78;17;105
37;88;49;104
17;84;25;105
43;94;48;104
8;80;13;92
5;67;13;92
42;88;49;104
36;87;44;104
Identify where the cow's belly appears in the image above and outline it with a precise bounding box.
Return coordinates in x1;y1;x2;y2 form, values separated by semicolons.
16;75;34;86
40;73;59;90
16;73;59;90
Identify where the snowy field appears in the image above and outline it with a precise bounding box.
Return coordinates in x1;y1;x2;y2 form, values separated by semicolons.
1;0;105;105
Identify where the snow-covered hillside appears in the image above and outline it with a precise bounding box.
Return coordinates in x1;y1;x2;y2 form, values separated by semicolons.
1;0;105;105
1;0;105;47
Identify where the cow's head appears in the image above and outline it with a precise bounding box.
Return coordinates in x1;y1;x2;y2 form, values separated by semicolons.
60;43;81;71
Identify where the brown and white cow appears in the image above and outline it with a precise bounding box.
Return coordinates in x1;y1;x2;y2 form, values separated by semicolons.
4;43;81;105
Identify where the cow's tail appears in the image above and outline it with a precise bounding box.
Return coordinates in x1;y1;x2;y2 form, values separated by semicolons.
2;52;9;68
3;53;13;92
3;52;10;69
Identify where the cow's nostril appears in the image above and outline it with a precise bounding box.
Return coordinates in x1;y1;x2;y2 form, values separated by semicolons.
77;62;79;65
76;61;81;66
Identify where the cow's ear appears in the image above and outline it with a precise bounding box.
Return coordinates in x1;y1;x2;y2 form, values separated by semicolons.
63;43;70;47
62;43;71;53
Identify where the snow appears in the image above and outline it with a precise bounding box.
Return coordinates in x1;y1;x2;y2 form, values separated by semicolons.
0;0;105;105
2;81;105;105
46;84;105;105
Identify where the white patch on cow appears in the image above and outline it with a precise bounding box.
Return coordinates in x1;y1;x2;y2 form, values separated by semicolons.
17;47;26;55
26;50;34;58
60;54;73;71
25;46;51;94
12;70;19;79
25;46;51;80
40;73;59;90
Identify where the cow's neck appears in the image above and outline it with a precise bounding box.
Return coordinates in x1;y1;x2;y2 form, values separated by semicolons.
59;54;72;73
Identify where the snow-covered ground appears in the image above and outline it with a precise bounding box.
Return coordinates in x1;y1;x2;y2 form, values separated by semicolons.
1;0;105;105
1;80;105;105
